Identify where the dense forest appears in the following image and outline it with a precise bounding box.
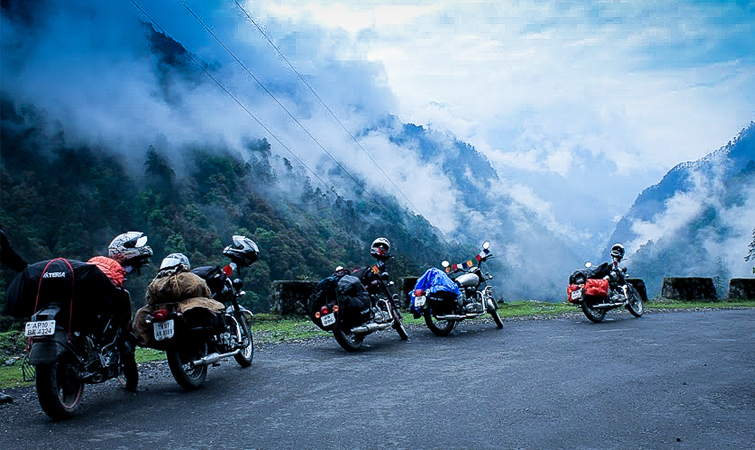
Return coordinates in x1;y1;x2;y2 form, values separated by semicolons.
0;94;468;329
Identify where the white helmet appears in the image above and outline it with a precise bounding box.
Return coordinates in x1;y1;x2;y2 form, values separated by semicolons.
108;231;153;268
610;243;625;260
370;237;391;260
159;253;190;270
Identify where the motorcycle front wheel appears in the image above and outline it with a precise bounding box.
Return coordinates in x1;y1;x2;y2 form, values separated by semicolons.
626;285;644;318
423;308;455;336
333;326;364;352
167;343;208;391
35;354;84;421
117;352;139;391
581;299;606;323
391;307;409;340
487;300;504;329
233;313;254;368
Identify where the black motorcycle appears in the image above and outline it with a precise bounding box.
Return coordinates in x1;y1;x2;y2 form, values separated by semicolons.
142;237;257;390
567;261;644;323
19;258;139;421
412;242;503;336
311;262;408;352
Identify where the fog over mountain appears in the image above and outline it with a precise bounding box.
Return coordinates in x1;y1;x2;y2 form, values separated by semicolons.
2;1;753;301
608;123;755;297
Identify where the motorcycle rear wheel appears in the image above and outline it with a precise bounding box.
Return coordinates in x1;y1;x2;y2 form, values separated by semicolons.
167;343;208;391
35;354;84;421
626;285;644;318
117;352;139;391
581;299;606;323
333;326;363;352
233;313;254;368
423;308;455;336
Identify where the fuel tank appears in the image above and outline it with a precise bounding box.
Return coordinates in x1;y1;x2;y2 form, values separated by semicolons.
455;273;479;288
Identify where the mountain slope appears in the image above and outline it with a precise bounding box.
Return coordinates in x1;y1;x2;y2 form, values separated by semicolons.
607;122;755;297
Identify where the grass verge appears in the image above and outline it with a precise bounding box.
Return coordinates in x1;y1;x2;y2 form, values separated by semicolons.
1;299;753;389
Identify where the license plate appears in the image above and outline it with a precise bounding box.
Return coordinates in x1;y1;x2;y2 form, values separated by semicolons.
154;319;175;341
571;289;582;300
414;295;426;308
25;320;56;337
321;313;335;327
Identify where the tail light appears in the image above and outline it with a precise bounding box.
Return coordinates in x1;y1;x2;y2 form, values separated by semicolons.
152;309;169;321
321;306;330;315
414;289;425;297
222;265;233;276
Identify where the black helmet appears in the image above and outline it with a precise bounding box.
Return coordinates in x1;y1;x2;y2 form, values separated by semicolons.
108;231;153;268
370;237;391;260
223;235;259;267
610;243;625;260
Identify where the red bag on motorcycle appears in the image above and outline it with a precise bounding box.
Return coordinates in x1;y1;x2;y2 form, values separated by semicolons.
584;279;609;298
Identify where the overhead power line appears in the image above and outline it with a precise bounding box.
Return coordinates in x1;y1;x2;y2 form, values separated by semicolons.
231;0;424;217
175;0;390;210
127;0;335;195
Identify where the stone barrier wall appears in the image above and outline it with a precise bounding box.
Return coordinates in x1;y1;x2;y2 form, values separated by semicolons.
270;280;318;316
661;277;718;301
728;278;755;299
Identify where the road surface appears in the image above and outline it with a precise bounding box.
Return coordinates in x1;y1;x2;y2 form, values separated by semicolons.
1;309;753;449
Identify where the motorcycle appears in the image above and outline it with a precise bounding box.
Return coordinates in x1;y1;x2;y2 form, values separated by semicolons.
141;238;256;390
311;261;408;352
411;242;503;336
19;258;139;421
567;260;644;323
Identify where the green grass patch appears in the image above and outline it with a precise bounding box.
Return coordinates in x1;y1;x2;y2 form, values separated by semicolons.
135;347;166;364
252;314;330;343
498;301;576;317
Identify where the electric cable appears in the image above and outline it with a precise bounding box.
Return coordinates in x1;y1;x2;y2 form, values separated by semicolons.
128;0;336;196
175;0;388;210
128;0;453;246
232;0;424;217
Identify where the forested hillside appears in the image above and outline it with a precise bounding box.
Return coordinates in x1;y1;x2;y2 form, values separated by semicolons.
0;94;466;328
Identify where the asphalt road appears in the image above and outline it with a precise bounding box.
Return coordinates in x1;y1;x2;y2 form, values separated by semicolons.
1;309;754;450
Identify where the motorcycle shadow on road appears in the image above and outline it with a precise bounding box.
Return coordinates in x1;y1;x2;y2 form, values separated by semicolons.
309;331;413;356
574;311;646;327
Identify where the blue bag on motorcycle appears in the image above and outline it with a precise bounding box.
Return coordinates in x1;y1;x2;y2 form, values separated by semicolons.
410;268;460;313
335;275;371;329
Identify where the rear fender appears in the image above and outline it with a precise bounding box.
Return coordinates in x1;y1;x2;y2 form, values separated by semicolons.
28;330;70;365
31;304;62;322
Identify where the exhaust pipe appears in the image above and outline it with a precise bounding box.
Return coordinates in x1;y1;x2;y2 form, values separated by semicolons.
592;301;625;309
351;322;392;335
192;349;241;367
435;313;480;320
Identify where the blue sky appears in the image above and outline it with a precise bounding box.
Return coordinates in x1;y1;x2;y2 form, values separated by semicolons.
2;0;754;255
